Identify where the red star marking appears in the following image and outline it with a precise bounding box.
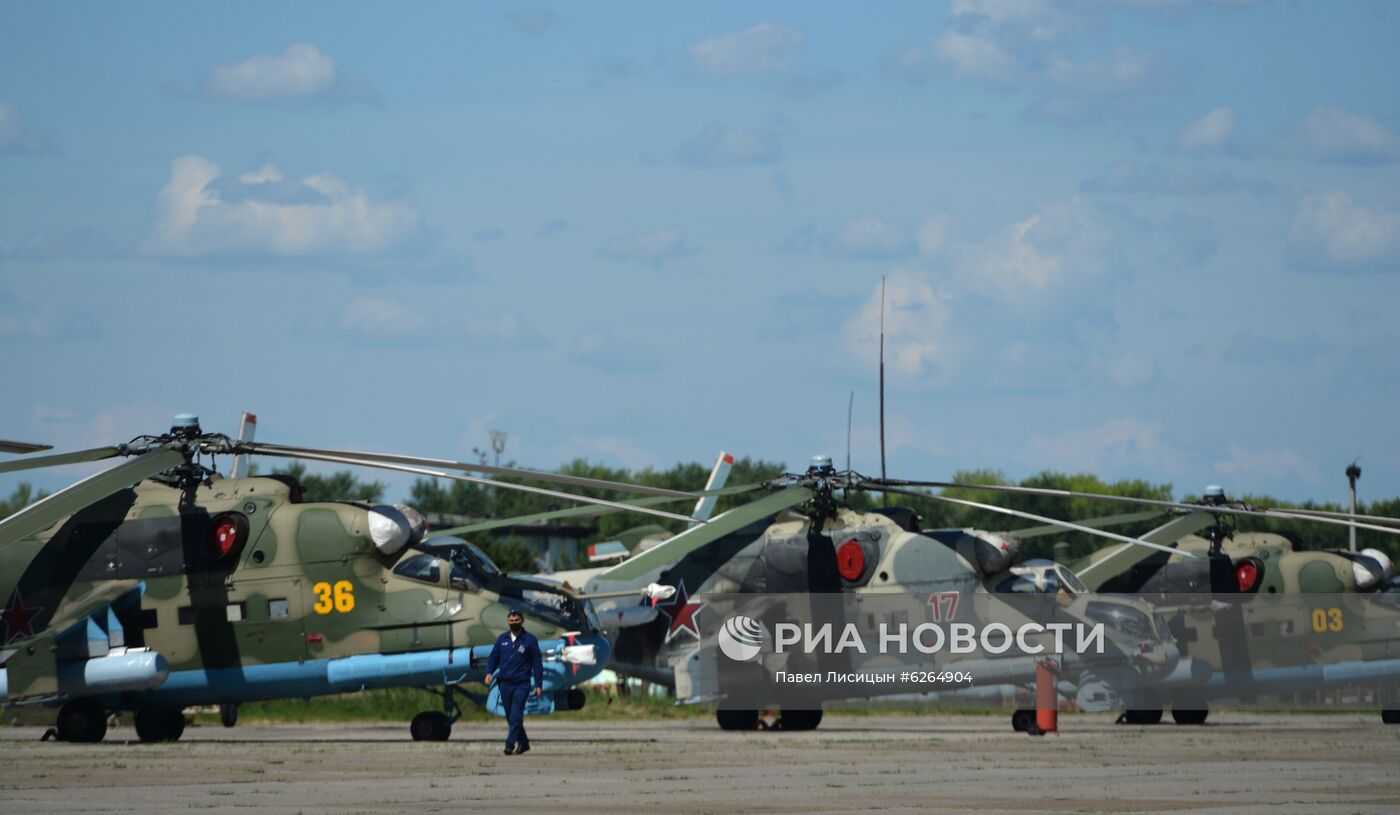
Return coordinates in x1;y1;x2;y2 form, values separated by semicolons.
655;580;705;642
1;589;44;644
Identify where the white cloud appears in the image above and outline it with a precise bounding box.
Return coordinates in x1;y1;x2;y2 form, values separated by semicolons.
1287;192;1400;272
143;155;420;257
1176;106;1236;151
202;43;336;101
0;102;50;155
950;0;1069;39
1287;105;1400;165
675;123;784;166
932;31;1019;83
953;201;1111;305
841;269;954;377
690;22;805;78
1045;48;1163;94
1215;444;1319;484
830;216;913;259
597;227;696;264
1029;419;1170;473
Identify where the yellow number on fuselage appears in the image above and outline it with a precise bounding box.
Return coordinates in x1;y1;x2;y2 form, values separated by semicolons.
1310;607;1343;633
312;581;355;614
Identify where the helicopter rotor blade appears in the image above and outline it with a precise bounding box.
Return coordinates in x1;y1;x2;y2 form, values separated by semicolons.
875;479;1400;538
244;442;694;499
595;485;815;583
1010;509;1165;540
872;484;1194;558
425;482;766;539
0;448;185;546
265;449;706;526
0;445;125;475
0;440;55;455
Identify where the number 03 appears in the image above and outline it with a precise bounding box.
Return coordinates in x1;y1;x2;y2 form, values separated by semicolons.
312;580;355;614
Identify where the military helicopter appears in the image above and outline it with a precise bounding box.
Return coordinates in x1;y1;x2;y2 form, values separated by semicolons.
1065;488;1400;725
435;456;1192;732
0;414;715;743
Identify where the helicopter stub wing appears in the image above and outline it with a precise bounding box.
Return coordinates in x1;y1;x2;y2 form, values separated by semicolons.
0;579;147;704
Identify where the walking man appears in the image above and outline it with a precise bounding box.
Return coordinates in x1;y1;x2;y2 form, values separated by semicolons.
484;608;543;755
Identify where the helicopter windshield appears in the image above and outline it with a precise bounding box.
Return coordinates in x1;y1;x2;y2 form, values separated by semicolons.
420;539;595;633
1084;601;1155;640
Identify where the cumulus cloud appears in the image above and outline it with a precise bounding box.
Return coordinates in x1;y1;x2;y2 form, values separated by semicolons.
202;43;336;101
675;123;785;166
1215;444;1319;484
143;155;421;257
953;201;1112;305
597;227;696;265
1081;161;1272;196
688;22;836;95
841;270;954;377
1285;105;1400;165
690;22;805;78
1176;106;1236;152
167;43;376;104
932;31;1019;83
896;4;1178;123
0;102;52;155
1287;192;1400;272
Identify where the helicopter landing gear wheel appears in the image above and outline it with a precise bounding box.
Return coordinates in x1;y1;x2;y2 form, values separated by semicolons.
1381;709;1400;724
55;699;108;743
409;684;462;741
1171;707;1208;725
219;703;239;728
779;709;823;731
134;709;186;742
1011;708;1035;733
410;711;452;741
1119;708;1163;725
716;709;759;731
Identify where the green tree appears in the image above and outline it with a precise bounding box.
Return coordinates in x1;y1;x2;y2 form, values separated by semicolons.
0;483;48;517
272;462;386;503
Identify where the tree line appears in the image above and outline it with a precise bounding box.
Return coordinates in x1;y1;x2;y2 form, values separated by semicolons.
3;460;1396;564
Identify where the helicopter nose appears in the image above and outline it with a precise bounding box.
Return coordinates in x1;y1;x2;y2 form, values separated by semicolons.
367;505;416;554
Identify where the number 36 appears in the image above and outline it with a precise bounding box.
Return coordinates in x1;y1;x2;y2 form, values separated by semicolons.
312;580;355;614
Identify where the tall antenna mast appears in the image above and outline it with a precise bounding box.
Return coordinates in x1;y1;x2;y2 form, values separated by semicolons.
845;390;854;473
879;276;887;506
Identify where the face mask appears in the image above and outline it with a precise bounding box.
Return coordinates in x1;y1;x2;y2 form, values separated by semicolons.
509;621;524;633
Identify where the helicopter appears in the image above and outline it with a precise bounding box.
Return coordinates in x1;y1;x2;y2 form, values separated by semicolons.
1067;489;1400;725
0;414;715;743
444;456;1196;733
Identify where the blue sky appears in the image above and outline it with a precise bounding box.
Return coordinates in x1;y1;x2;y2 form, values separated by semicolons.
3;1;1399;506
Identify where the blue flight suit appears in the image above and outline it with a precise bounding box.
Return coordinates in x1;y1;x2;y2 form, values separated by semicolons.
485;628;543;752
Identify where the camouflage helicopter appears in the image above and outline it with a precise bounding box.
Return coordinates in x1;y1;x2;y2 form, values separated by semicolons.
0;414;715;743
1063;487;1400;725
439;456;1202;732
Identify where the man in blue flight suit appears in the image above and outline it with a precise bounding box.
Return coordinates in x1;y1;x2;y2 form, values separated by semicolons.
484;608;543;755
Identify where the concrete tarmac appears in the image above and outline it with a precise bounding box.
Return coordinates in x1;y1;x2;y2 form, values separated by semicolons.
2;714;1399;814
